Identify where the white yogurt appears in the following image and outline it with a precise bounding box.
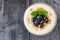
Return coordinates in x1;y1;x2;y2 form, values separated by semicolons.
24;3;57;36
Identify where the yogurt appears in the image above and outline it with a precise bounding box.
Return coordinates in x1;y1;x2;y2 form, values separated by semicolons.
24;3;57;36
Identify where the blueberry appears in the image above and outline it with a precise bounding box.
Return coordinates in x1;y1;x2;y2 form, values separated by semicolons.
41;15;45;18
34;19;40;26
40;20;44;24
36;16;42;20
34;22;38;26
44;17;49;23
40;23;44;28
32;17;36;22
40;20;44;28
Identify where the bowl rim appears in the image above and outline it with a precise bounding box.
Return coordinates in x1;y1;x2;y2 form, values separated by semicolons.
23;3;57;36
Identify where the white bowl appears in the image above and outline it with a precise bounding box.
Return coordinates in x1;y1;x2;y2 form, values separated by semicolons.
23;3;57;36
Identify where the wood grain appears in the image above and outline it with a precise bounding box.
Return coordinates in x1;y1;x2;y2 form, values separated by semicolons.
0;0;60;40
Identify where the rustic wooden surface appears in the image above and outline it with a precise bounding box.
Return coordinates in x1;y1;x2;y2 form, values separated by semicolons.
0;0;60;40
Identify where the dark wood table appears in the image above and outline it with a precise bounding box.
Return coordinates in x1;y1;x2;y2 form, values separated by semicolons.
0;0;60;40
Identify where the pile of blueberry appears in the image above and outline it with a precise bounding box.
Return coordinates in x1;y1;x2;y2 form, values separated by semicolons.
32;15;49;28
